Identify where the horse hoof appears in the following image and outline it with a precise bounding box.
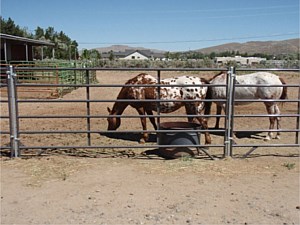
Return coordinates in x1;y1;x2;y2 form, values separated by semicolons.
275;136;281;140
203;146;210;150
264;136;271;141
139;139;146;144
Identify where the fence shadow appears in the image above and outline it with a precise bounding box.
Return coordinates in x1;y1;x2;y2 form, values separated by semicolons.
208;129;265;140
235;153;300;158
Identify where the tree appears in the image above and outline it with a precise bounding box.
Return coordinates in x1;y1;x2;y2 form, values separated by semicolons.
109;51;114;61
89;49;101;60
164;51;171;59
35;26;45;39
81;49;90;59
209;52;216;59
0;17;28;36
45;26;55;41
1;17;79;60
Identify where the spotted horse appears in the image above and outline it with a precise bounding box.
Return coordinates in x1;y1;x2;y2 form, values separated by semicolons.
107;73;212;144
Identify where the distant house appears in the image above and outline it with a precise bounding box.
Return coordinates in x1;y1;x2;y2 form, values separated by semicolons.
215;56;266;66
0;33;55;62
123;50;149;60
102;49;166;60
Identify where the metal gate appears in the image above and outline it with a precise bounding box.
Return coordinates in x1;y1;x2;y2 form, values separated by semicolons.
1;66;299;158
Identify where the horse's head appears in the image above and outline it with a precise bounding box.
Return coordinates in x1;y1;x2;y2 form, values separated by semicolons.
107;107;121;130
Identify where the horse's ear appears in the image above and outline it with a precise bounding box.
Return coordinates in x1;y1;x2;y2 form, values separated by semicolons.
107;107;111;113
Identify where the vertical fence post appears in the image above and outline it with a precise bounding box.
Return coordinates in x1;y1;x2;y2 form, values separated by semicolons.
224;66;236;157
229;67;236;156
296;85;300;144
7;65;20;157
86;69;91;146
156;70;161;145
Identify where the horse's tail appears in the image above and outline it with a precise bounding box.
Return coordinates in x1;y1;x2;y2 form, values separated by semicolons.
203;79;212;116
279;77;288;100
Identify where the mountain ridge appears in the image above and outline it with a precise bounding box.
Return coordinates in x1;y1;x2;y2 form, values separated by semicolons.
90;38;299;55
195;38;299;55
92;45;166;53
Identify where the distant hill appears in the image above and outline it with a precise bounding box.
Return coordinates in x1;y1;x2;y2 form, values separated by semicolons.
87;39;299;55
196;39;299;55
92;45;166;53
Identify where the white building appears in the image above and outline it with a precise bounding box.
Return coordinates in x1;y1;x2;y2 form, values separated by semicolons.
215;56;266;66
102;49;166;60
123;50;149;60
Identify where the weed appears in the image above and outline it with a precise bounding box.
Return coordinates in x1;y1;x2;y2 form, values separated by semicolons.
282;162;295;170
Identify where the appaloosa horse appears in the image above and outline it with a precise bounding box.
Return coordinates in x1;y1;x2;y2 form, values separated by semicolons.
107;73;212;144
207;71;287;140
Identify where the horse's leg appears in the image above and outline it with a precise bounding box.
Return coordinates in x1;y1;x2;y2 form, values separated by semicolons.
193;104;212;145
214;104;223;129
145;109;157;130
193;116;211;145
264;103;276;140
274;104;281;139
184;103;211;144
184;104;195;123
136;107;148;143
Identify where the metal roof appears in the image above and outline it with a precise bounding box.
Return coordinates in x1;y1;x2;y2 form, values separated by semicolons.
0;33;55;46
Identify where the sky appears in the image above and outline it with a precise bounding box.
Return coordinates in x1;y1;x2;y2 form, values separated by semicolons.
1;0;299;52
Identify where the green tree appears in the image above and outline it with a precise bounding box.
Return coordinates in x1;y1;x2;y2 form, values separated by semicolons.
109;51;114;61
0;17;27;36
81;49;91;59
45;26;56;41
209;52;216;59
89;49;101;59
1;17;79;60
34;26;45;39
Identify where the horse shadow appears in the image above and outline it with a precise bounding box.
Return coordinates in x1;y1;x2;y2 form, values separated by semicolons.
100;132;157;143
101;129;265;143
236;132;266;139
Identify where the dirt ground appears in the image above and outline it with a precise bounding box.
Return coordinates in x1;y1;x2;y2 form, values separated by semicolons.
1;70;299;224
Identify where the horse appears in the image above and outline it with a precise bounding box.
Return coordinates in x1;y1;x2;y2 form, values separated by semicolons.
206;71;288;140
107;73;212;144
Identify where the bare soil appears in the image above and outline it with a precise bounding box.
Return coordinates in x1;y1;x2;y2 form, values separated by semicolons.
1;70;299;224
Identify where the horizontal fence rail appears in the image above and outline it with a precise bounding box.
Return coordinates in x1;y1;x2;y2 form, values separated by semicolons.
0;66;299;159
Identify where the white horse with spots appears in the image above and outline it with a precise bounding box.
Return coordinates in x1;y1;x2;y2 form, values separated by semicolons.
107;73;212;144
206;71;287;140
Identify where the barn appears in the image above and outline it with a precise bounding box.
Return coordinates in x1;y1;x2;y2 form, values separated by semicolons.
0;33;55;63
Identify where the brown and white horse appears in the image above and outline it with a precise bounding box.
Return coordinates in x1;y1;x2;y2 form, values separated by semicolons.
206;71;287;140
107;73;212;144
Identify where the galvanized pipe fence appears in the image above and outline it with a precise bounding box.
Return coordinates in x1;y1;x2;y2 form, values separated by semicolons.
1;66;299;158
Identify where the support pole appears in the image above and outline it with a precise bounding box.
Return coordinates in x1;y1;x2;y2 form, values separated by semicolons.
25;43;28;61
41;46;44;61
156;70;161;145
224;67;235;157
229;67;236;156
86;70;91;146
4;39;7;62
296;85;300;144
7;65;20;157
